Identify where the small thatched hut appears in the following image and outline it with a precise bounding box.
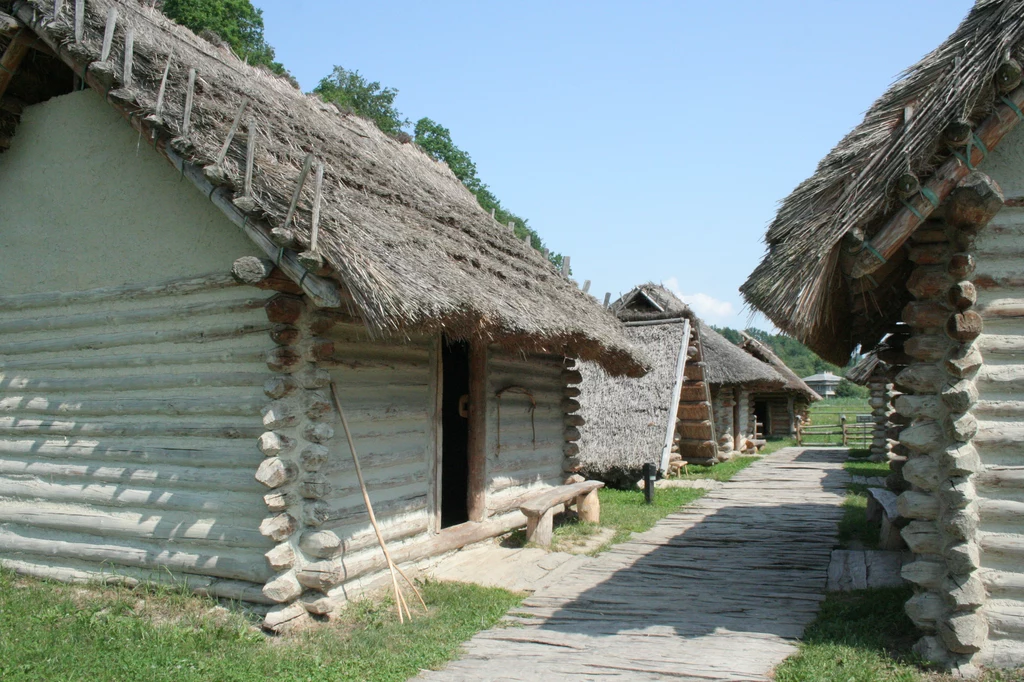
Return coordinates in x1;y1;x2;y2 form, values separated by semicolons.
578;284;785;484
0;0;645;631
736;332;821;437
742;0;1024;670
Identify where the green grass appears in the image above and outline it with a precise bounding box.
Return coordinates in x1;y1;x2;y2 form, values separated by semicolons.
847;459;891;481
775;587;920;682
675;456;759;481
760;436;797;454
838;493;879;550
0;570;521;682
799;398;872;446
598;486;706;546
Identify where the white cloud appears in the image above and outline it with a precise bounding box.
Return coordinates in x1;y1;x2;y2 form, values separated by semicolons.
663;277;735;322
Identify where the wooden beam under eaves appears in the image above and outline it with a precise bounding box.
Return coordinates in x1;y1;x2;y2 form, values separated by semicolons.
0;28;34;101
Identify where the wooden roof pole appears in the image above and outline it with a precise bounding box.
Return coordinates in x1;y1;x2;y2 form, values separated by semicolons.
0;28;32;101
847;84;1024;279
659;318;691;475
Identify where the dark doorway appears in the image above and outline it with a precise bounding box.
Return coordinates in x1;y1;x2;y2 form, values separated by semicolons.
754;400;769;437
441;339;471;528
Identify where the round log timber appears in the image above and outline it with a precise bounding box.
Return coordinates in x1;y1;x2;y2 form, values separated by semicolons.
945;171;1004;232
231;256;275;285
895;173;921;199
947;281;977;311
996;59;1023;94
944;120;973;147
948;253;976;280
946;311;984;343
265;294;304;325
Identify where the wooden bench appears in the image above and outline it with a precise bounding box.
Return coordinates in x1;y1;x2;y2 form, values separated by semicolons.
866;487;905;551
519;480;604;547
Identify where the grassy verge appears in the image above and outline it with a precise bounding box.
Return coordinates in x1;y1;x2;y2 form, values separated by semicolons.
760;436;797;454
801;399;872;447
774;586;920;682
674;455;759;481
838;458;890;549
0;570;520;682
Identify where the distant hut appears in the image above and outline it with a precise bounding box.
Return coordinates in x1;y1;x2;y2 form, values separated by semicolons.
847;350;899;461
737;332;822;437
578;284;784;484
741;0;1024;668
0;1;644;631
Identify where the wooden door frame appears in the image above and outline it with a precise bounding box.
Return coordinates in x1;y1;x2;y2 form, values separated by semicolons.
430;338;489;531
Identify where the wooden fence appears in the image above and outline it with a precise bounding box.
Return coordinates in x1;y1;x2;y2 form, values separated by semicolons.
796;415;872;447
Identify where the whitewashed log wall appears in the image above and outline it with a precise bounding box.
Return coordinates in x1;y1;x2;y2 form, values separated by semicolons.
486;350;578;518
0;274;275;604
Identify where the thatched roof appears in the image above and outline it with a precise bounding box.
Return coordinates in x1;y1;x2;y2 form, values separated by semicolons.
0;0;644;376
741;1;1024;364
737;332;821;401
577;321;689;483
610;284;783;387
698;321;784;389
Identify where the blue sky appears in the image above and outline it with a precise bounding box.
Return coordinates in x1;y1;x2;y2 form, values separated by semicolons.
259;0;973;329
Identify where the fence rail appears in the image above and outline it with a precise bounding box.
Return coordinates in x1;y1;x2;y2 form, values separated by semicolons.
796;415;872;447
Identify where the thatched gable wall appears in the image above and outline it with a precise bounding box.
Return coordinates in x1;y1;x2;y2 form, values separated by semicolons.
0;0;643;377
737;332;821;401
578;321;688;483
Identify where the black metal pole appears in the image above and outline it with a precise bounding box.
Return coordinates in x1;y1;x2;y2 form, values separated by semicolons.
642;462;655;504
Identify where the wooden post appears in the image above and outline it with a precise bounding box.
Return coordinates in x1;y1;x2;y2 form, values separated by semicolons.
181;68;195;135
0;30;32;101
282;153;314;230
582;280;591;293
73;0;83;43
660;320;691;474
466;341;488;523
122;27;134;89
243;117;255;197
561;256;570;276
841;415;848;447
215;97;249;166
796;422;802;446
603;292;611;308
99;7;116;62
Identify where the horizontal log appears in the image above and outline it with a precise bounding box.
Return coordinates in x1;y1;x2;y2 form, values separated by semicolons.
0;296;265;335
677;402;712;421
948;253;976;280
907;266;953;300
0;499;270;548
0;321;270;356
297;511;528;592
310;492;428;531
0;457;263;494
894;363;947;394
903;301;953;329
264;294;305;325
0;273;238;312
0;394;265;418
0;417;263;440
678;384;708;402
975;298;1024;319
0;347;266;373
677;421;714;440
0;474;264;516
0;438;260;469
298;516;430;559
0;525;272;583
903;335;953;362
0;555;274;605
901;522;943;555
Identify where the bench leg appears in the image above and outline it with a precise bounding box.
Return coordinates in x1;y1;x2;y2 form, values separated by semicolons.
576;490;600;524
525;508;554;547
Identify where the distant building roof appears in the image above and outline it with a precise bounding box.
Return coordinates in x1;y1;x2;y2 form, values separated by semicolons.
802;371;842;384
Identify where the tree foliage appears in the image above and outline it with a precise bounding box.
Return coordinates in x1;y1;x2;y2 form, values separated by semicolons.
713;326;846;382
159;0;285;75
314;68;408;137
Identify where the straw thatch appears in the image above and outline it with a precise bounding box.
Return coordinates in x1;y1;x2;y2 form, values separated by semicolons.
699;322;784;389
578;321;689;485
737;332;821;401
0;0;644;376
741;1;1024;364
611;284;783;387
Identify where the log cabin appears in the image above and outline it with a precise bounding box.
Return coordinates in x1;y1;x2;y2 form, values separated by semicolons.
0;0;645;631
736;332;821;438
741;0;1024;671
577;284;786;485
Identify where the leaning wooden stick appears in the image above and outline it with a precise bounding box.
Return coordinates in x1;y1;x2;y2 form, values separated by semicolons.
329;382;426;621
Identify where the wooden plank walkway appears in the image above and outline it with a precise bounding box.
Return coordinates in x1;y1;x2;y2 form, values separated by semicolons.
417;447;849;681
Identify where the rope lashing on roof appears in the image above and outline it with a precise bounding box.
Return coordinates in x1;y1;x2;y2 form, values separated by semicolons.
950;133;988;170
494;385;536;455
861;241;886;265
1001;95;1024;121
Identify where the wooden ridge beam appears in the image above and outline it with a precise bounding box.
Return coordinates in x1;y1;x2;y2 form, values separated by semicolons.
0;28;32;101
847;85;1024;279
9;3;343;310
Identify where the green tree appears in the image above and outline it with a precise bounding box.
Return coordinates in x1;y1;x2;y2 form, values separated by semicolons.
836;379;870;399
159;0;285;75
414;118;481;191
315;67;408;137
